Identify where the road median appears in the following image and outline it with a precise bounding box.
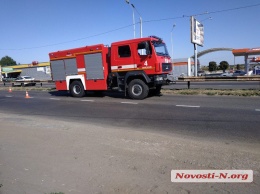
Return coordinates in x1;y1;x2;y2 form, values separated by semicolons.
0;86;56;92
161;88;260;97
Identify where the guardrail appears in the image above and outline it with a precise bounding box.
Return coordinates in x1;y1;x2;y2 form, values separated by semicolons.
177;76;260;89
0;80;54;87
1;76;260;89
178;76;260;81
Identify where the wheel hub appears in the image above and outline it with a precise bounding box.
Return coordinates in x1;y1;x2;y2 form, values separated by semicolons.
132;84;142;96
73;85;81;94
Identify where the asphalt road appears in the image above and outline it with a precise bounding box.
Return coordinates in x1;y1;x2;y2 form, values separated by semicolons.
0;90;259;194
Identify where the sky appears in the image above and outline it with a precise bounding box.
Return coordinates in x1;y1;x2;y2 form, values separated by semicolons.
0;0;259;66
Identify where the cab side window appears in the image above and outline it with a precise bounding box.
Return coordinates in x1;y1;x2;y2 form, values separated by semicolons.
118;45;131;58
138;41;151;56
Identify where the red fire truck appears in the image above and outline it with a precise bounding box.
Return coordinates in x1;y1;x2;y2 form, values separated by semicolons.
49;36;172;99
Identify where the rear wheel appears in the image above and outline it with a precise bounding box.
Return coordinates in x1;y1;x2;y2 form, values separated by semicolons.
128;79;149;100
69;80;85;97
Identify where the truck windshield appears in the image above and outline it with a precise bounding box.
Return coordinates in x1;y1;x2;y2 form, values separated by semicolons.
152;41;170;57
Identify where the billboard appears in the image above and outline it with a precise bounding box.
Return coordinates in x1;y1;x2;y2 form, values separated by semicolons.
191;16;204;46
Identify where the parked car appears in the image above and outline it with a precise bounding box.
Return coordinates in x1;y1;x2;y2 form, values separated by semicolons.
232;70;246;76
197;70;206;76
12;76;36;86
220;72;233;77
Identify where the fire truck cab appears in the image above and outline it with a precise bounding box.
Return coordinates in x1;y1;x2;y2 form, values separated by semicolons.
49;36;172;99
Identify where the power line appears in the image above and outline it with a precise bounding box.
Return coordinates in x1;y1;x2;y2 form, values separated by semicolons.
143;3;260;23
1;3;259;51
0;24;133;51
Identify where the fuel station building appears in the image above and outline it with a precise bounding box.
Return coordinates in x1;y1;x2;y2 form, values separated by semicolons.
232;48;260;74
1;62;51;80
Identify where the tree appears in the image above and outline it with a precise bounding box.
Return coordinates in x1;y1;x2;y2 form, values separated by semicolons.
219;61;229;72
0;56;17;67
208;61;217;72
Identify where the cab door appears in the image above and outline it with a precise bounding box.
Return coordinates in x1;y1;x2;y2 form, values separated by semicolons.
134;41;155;73
111;44;136;72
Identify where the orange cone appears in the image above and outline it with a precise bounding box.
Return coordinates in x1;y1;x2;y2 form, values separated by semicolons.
25;91;30;98
8;87;12;92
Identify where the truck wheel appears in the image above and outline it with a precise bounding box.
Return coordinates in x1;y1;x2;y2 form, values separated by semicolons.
128;79;149;100
69;80;85;97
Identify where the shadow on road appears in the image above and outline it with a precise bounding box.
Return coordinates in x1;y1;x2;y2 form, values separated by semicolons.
48;90;126;99
48;90;163;99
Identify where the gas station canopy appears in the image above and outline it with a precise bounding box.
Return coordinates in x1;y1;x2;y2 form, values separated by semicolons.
232;48;260;73
232;48;260;56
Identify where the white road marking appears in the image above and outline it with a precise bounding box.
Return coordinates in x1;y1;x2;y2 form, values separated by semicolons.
255;109;260;112
81;100;94;102
49;98;60;100
5;95;13;98
121;102;138;105
176;105;200;108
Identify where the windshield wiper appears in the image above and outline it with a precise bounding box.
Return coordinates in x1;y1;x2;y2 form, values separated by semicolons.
157;52;169;56
156;52;164;55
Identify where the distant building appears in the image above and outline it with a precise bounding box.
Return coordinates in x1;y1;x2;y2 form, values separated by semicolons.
1;62;51;80
171;58;198;79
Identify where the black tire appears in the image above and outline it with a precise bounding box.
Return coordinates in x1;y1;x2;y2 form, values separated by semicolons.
69;80;85;97
128;79;149;100
150;84;162;96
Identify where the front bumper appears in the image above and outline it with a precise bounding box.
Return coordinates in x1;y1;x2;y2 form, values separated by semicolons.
154;74;168;85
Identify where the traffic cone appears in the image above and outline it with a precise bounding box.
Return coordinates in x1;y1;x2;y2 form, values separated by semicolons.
25;91;30;98
8;87;12;92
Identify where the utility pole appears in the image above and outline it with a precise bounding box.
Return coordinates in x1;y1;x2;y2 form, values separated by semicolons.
171;24;176;61
125;0;142;38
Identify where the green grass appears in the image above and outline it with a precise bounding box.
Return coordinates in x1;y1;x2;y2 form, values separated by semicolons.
162;89;260;97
